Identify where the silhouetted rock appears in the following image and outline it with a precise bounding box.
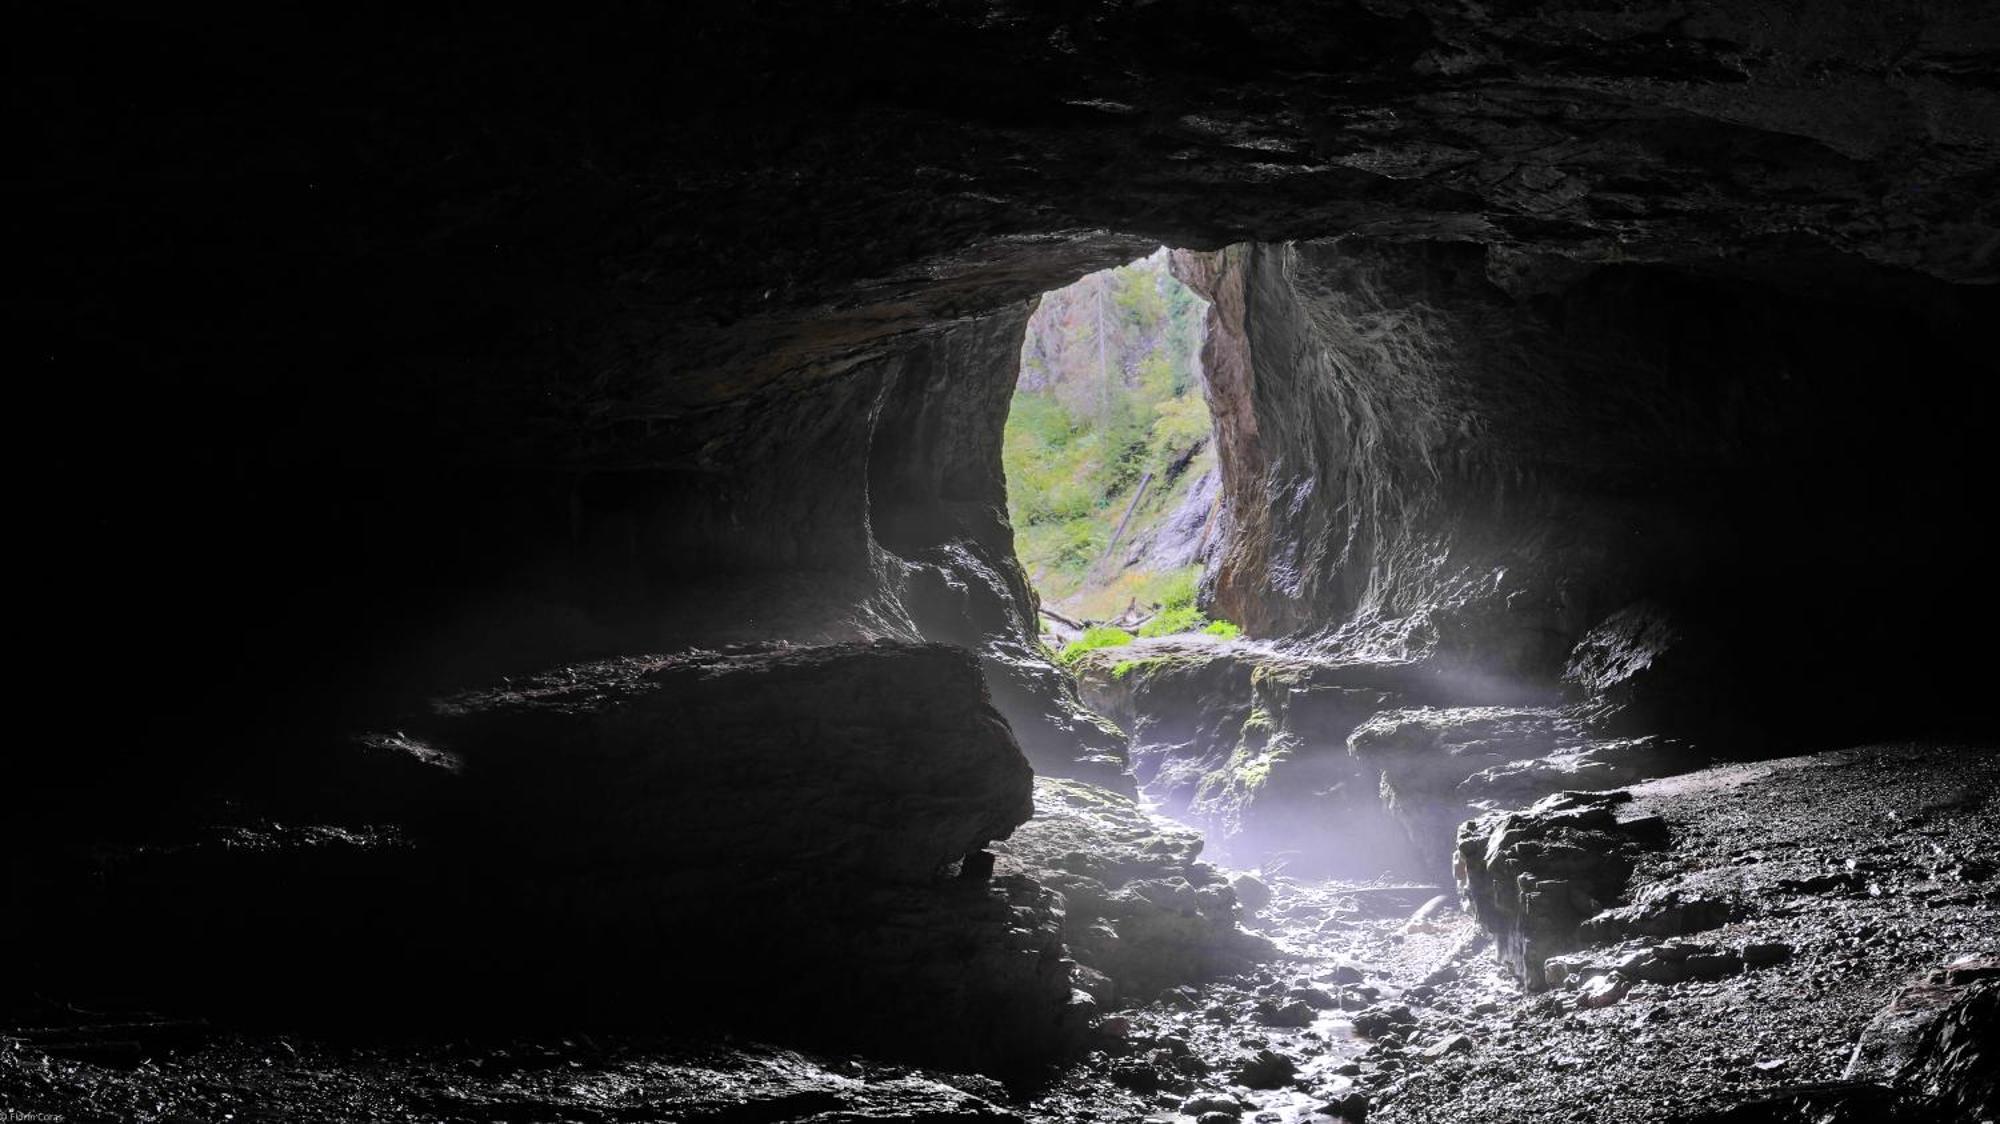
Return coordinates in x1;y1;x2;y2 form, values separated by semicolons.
19;641;1086;1078
1847;957;2000;1120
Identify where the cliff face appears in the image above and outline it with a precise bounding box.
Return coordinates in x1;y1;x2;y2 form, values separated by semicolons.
1174;238;1997;744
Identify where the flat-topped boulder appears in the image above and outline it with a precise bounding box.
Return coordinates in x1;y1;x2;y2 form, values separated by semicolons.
433;640;1032;885
1453;790;1669;989
998;777;1270;1003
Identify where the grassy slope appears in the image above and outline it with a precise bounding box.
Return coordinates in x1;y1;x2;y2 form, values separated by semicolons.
1003;251;1231;633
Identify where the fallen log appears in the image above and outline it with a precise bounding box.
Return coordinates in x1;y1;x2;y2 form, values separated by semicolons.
1039;607;1085;630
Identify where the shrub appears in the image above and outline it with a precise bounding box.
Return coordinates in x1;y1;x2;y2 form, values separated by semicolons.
1156;568;1200;612
1203;619;1242;640
1138;604;1206;638
1149;394;1210;466
1057;626;1134;665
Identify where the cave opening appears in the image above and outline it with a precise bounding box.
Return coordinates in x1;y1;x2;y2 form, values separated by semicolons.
16;7;2000;1122
1003;248;1226;649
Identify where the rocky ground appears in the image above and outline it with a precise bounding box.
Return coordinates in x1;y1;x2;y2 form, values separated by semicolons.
5;744;1992;1123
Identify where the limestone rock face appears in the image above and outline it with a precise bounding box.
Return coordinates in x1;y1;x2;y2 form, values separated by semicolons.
1074;640;1438;876
1074;635;1695;878
1459;736;1694;808
1074;640;1259;819
1345;700;1693;883
1171;238;1998;748
1352;706;1575;877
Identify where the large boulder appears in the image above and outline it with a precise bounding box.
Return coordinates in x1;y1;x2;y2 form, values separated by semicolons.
1453;790;1668;989
434;640;1033;886
426;639;1078;1072
15;641;1085;1078
998;778;1269;1002
1846;957;2000;1121
1351;706;1575;878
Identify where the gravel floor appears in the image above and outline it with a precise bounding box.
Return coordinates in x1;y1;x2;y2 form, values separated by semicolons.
5;743;1993;1123
1367;743;2000;1124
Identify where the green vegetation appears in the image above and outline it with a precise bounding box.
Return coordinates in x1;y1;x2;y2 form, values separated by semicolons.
1057;626;1135;666
1005;251;1218;619
1124;568;1242;639
1110;656;1155;680
1138;605;1205;638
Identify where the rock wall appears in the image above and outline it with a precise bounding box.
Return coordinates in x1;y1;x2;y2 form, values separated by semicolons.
1173;238;2000;746
24;3;2000;789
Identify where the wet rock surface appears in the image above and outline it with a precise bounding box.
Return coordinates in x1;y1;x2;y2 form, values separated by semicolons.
999;779;1269;1002
1078;636;1700;881
1353;706;1576;877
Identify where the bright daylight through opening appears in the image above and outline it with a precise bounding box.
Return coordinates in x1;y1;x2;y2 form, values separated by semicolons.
1003;249;1235;666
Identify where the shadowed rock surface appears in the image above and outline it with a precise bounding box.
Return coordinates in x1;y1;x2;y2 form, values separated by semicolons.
23;5;2000;800
11;642;1085;1077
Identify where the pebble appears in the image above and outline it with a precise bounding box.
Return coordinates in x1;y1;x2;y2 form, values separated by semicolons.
1292;986;1339;1009
1255;998;1316;1028
1579;974;1631;1008
1420;1033;1474;1059
1232;873;1274;914
1321;1089;1371;1121
1181;1092;1243;1115
1235;1048;1297;1088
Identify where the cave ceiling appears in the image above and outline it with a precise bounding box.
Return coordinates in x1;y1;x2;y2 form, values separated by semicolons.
24;3;1999;473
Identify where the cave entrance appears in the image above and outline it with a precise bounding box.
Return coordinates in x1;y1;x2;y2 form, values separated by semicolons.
1002;248;1228;646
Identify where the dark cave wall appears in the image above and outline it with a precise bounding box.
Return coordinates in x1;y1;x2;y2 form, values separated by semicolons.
1176;239;1665;658
22;1;2000;776
1175;237;2000;742
24;296;1117;794
867;314;1134;784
